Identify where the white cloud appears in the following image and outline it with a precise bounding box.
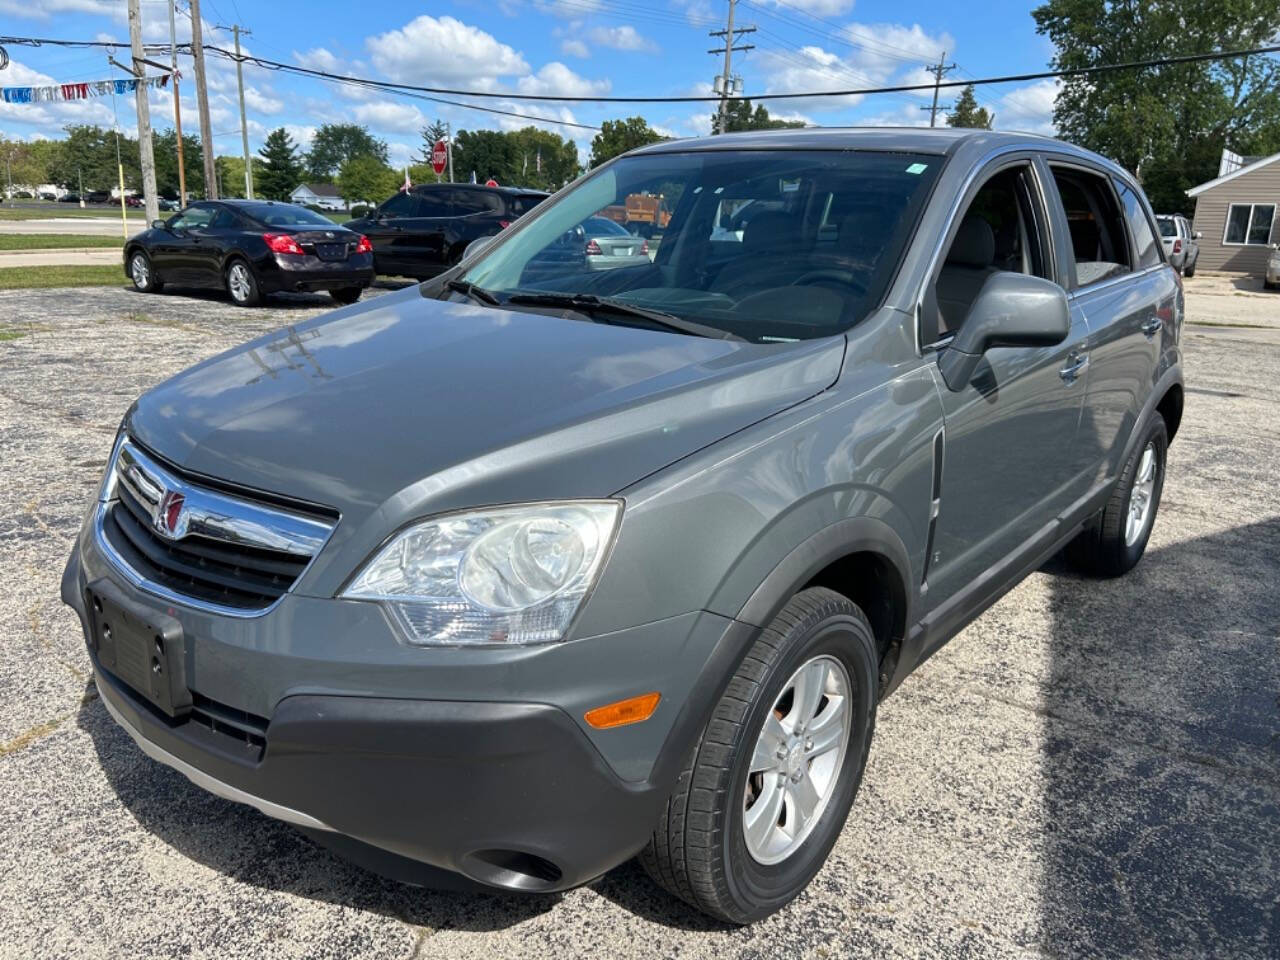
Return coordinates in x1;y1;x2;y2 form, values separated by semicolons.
366;15;529;86
587;25;656;53
514;62;610;98
561;39;590;58
352;100;426;134
295;47;346;74
244;88;284;115
0;0;118;20
990;79;1059;135
759;0;854;15
283;125;318;150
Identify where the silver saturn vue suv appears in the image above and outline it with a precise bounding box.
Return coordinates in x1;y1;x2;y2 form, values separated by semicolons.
63;128;1184;924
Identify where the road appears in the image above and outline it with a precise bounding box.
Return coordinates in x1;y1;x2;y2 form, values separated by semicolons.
0;284;1276;959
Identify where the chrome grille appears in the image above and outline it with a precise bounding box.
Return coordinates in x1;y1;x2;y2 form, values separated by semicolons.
95;439;336;615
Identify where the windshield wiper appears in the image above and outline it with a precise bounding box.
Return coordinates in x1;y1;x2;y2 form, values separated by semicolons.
505;292;744;341
444;279;501;306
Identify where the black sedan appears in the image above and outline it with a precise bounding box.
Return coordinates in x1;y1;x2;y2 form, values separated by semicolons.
124;200;374;307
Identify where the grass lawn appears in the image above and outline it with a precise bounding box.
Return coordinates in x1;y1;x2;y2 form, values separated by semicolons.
0;206;141;221
0;234;124;250
0;264;123;289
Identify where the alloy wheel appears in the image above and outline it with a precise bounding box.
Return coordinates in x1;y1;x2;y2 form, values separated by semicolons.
131;254;149;289
1125;441;1158;546
228;263;251;302
743;654;852;865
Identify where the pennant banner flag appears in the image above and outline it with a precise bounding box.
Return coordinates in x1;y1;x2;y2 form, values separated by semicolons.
1;73;171;104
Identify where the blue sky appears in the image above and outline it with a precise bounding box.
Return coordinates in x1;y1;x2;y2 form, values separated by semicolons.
0;0;1061;167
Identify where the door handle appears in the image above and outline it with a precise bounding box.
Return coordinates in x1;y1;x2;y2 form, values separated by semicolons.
1140;317;1162;337
1059;353;1089;383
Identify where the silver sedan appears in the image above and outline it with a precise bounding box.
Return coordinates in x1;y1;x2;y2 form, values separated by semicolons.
583;216;650;270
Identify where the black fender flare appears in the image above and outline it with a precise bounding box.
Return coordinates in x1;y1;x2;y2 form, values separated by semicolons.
646;516;914;793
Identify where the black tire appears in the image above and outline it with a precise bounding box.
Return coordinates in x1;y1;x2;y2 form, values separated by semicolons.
224;258;262;307
128;249;163;293
1184;255;1196;278
329;286;363;306
640;587;878;924
1066;414;1167;577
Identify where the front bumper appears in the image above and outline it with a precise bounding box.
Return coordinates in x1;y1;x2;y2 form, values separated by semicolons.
63;536;747;891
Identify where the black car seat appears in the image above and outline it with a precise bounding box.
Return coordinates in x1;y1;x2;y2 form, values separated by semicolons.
711;211;809;294
936;215;998;334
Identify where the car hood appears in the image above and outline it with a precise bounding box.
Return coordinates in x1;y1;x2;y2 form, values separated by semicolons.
125;285;844;532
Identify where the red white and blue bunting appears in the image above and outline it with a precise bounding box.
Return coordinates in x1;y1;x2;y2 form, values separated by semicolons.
1;73;171;104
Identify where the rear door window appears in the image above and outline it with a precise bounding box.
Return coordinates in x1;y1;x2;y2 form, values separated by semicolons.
1114;180;1162;269
1048;166;1131;287
451;189;503;216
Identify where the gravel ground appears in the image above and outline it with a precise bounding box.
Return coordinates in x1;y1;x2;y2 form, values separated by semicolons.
0;283;1276;959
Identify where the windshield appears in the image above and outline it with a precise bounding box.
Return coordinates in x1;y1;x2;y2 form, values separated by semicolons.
241;203;338;227
1157;217;1177;237
459;149;941;342
583;216;630;237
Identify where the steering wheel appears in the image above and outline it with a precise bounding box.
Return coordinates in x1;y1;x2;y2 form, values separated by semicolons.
791;269;866;294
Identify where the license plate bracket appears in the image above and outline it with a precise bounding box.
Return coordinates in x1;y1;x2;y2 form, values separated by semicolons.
315;243;346;261
87;578;191;718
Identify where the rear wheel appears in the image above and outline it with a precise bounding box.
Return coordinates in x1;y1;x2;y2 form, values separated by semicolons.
129;250;162;293
329;286;363;306
225;259;261;307
640;587;878;924
1184;254;1196;278
1067;414;1167;577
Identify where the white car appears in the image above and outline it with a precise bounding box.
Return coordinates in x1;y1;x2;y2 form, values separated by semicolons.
1157;214;1200;276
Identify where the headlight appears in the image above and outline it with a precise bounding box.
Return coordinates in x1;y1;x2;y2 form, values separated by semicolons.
342;501;621;646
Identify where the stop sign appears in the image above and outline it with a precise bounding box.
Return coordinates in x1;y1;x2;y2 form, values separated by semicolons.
431;140;448;176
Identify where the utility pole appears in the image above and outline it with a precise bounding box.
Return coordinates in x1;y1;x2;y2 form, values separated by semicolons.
127;0;160;224
4;149;13;207
189;0;217;198
229;23;254;199
167;0;186;205
708;0;754;134
922;50;957;127
445;120;454;183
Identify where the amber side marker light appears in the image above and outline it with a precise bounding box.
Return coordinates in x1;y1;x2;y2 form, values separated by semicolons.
584;692;661;730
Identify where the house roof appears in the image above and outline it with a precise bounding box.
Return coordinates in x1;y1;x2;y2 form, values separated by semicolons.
293;182;341;198
1186;151;1280;197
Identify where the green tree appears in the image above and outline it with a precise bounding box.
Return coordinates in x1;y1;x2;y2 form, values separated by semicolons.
453;128;520;184
507;126;580;189
256;127;305;201
946;85;994;130
337;153;398;206
417;118;451;164
152;128;204;200
215;154;267;199
589;117;666;167
1033;0;1280;213
48;125;135;192
306;123;388;181
2;138;54;192
718;100;806;133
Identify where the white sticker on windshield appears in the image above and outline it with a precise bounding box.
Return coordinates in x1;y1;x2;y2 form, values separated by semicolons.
905;162;928;175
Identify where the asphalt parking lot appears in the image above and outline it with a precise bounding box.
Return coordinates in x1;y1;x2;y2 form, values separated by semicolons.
0;281;1276;959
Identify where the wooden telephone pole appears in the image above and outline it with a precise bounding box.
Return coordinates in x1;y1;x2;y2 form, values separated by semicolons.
127;0;159;223
166;0;186;204
189;0;217;198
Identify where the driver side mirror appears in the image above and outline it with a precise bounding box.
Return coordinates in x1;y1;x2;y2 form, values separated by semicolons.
1193;231;1203;240
937;272;1070;392
151;219;168;231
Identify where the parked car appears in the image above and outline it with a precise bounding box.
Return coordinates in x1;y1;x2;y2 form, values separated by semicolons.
582;215;650;270
57;192;80;203
125;196;143;208
157;197;180;211
1266;243;1280;290
39;190;57;201
84;189;111;204
1162;213;1198;273
1156;213;1200;276
123;199;373;306
345;183;548;280
65;129;1183;924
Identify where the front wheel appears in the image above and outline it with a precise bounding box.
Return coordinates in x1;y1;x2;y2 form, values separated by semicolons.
640;587;878;923
1067;414;1167;576
129;251;162;293
225;259;262;307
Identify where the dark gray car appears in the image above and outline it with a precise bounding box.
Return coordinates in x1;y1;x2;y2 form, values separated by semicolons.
62;128;1183;924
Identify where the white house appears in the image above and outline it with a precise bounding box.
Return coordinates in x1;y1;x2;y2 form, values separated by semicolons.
289;182;345;211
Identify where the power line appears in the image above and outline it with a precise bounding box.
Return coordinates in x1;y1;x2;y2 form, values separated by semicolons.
4;34;1278;105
